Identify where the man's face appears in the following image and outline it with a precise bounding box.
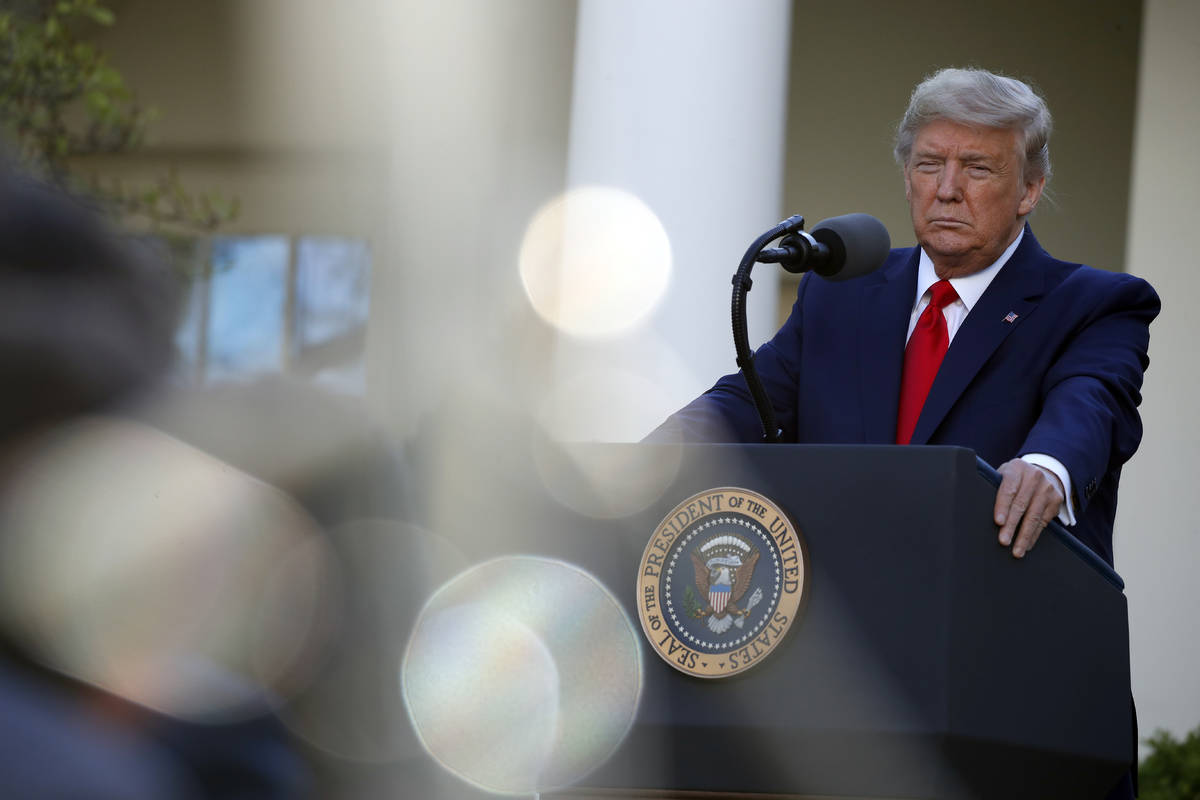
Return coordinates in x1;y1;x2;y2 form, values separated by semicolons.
904;118;1045;278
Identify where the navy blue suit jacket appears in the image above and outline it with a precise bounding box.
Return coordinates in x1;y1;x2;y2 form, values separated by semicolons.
654;228;1159;567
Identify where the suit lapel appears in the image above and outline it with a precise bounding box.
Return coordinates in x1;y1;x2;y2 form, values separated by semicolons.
859;250;918;443
909;229;1049;445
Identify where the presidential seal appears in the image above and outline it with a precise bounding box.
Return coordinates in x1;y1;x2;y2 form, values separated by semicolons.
636;487;808;679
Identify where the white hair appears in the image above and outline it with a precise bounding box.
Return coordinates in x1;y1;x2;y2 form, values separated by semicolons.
894;67;1053;183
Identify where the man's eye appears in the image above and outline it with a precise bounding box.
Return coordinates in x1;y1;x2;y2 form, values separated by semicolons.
967;165;992;176
915;161;939;172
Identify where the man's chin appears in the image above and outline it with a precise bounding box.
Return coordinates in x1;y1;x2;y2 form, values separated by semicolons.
918;232;973;260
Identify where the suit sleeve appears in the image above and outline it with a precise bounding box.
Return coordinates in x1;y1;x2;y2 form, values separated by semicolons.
1016;270;1160;512
645;274;810;443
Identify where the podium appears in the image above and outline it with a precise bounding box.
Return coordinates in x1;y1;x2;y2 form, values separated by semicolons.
527;444;1132;800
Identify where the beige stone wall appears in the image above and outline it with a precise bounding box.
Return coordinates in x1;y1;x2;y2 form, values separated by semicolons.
83;0;391;236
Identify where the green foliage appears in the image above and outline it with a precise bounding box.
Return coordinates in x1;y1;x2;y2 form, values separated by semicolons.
0;0;235;233
1140;725;1200;800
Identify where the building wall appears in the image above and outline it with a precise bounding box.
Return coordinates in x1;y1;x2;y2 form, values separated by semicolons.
87;0;390;237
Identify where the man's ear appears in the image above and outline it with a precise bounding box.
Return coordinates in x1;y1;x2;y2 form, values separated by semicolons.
1018;174;1046;216
903;166;912;204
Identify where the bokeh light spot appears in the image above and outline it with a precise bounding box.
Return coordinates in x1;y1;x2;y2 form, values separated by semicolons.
518;186;671;338
0;417;330;721
402;556;642;795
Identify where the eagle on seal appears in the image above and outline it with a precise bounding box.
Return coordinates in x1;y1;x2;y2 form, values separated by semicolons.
690;541;760;634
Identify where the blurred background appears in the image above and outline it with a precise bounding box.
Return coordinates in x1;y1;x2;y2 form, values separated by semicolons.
1;0;1196;796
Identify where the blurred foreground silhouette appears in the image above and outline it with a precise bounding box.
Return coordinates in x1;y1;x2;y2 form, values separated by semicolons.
0;160;327;798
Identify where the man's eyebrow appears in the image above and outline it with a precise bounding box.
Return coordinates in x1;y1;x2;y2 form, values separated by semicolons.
912;147;1004;163
956;150;1002;163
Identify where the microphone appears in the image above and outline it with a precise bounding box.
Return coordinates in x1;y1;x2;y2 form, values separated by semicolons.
757;213;890;281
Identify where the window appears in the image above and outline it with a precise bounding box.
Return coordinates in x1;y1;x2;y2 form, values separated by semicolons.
174;235;371;395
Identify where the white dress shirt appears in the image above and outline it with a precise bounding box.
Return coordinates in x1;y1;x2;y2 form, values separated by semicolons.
906;228;1077;525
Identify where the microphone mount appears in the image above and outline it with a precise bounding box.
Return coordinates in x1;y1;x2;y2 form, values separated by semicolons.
756;230;830;274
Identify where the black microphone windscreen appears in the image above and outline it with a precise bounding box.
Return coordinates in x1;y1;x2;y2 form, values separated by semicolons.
810;213;891;281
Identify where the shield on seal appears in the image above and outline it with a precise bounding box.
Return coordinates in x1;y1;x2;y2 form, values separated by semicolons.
709;584;731;614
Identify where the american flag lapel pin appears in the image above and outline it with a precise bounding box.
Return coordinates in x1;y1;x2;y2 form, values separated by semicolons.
1003;312;1019;324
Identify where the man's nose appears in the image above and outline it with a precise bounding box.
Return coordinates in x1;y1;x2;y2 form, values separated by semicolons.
936;163;964;201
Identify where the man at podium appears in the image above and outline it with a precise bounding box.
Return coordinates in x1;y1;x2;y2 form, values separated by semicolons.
651;67;1159;573
650;67;1157;799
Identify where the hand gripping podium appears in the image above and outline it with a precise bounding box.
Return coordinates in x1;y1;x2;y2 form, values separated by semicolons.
539;444;1132;800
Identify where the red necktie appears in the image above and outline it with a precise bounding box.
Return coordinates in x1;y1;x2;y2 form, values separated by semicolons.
896;280;959;444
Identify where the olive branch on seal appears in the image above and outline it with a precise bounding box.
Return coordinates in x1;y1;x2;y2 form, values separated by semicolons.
682;584;701;617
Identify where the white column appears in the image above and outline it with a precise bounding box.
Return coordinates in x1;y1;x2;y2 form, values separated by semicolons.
1115;0;1200;751
547;0;793;441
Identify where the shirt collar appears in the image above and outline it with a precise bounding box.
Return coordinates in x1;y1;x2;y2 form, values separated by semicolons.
914;226;1025;312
